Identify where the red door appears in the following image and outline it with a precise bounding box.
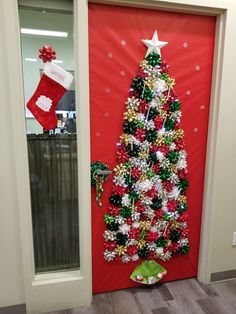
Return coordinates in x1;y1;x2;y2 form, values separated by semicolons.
89;4;215;294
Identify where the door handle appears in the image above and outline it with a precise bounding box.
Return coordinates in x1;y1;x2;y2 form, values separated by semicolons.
91;161;111;207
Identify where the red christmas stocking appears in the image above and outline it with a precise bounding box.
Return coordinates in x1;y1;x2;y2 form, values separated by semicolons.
27;62;73;130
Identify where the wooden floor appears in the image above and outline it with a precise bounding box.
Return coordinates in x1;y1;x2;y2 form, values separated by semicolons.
49;278;236;314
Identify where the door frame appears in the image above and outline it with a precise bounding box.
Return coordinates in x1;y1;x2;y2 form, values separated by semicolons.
88;0;234;284
1;0;91;313
2;0;236;312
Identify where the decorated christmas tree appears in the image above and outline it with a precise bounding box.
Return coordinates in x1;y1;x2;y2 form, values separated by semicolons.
103;31;189;270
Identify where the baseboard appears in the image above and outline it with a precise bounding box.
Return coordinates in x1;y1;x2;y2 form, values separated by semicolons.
211;269;236;282
0;304;26;314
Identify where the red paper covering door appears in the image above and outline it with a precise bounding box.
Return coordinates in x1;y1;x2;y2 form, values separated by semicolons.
89;4;215;294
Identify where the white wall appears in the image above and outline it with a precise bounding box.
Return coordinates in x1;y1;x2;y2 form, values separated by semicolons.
0;83;25;307
0;2;25;306
210;3;236;273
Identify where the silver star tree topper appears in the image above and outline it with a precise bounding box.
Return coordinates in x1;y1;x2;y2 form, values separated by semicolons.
142;30;168;57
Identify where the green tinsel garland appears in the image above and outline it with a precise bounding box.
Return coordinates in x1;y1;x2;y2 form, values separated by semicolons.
123;121;137;134
164;118;175;131
179;245;190;254
142;87;154;102
159;168;171;180
178;179;189;192
146;52;161;67
178;203;188;214
109;195;122;206
138;246;149;258
116;233;128;245
120;207;132;218
151;198;162;210
167;151;179;164
156;237;168;248
146;129;158;142
169;101;181;112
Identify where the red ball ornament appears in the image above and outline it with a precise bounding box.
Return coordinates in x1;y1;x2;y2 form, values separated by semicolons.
175;138;185;151
136;205;145;213
104;241;117;250
158;145;170;156
152;163;160;174
150;145;159;153
163;181;173;192
38;45;56;63
131;166;142;179
155;209;164;219
134;199;142;207
126;245;138;256
129;227;140;239
178;212;189;222
167;200;178;212
147;251;156;260
108;205;120;216
138;100;149;114
146;230;158;242
126;217;133;225
178;169;187;179
154;116;163;130
163;103;169;112
181;228;189;237
146;187;157;198
116;147;129;163
135;128;146;142
134;200;145;213
112;186;126;197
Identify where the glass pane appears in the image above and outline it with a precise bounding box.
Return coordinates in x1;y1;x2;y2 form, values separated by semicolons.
19;1;79;273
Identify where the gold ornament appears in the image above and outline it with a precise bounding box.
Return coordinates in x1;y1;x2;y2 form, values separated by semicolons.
140;221;151;230
114;164;127;176
155;135;165;146
173;129;184;139
115;245;127;256
120;133;132;146
170;220;181;230
167;77;175;89
139;150;148;160
145;76;156;89
168;164;177;173
140;173;149;181
160;95;168;105
139;60;152;71
177;195;187;205
137;240;146;249
159;109;168;119
123;109;137;122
